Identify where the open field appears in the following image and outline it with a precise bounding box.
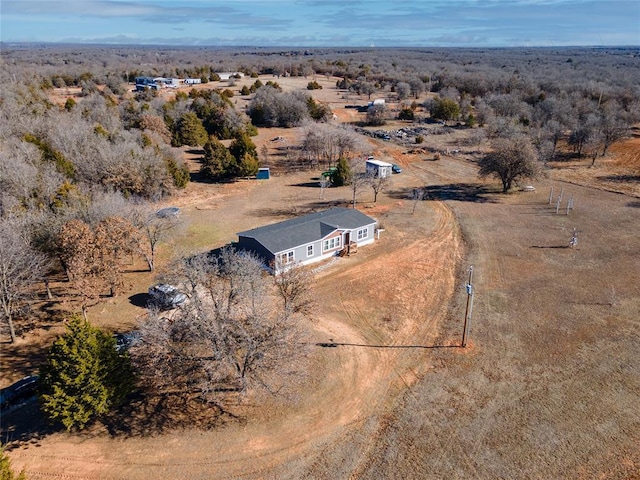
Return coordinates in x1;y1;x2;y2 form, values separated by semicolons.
2;74;640;478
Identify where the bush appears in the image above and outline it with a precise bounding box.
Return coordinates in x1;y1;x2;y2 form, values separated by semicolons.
466;114;476;127
307;81;322;90
64;97;76;111
0;448;26;480
165;156;190;189
398;108;415;121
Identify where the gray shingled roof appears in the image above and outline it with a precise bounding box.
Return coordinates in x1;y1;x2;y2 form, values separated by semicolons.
237;207;377;254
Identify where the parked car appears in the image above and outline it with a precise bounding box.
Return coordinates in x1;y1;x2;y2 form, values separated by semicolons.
114;331;142;352
156;206;180;218
148;284;187;310
392;164;402;174
0;375;39;409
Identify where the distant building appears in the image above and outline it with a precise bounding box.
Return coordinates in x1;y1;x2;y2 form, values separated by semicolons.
217;72;244;81
161;78;182;88
367;98;386;107
184;78;202;85
134;76;160;91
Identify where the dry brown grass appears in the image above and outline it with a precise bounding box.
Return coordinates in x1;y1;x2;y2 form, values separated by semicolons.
5;77;640;479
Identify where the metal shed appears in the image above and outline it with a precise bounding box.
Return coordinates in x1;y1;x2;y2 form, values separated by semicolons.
366;159;393;178
257;168;270;180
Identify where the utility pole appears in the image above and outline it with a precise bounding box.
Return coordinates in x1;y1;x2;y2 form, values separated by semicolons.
461;265;474;348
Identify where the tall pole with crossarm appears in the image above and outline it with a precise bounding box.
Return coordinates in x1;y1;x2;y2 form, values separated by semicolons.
461;266;474;348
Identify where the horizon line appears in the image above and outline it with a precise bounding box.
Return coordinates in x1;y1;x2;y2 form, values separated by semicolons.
2;41;639;50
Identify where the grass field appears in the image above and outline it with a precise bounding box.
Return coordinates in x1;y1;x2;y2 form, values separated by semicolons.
2;76;639;479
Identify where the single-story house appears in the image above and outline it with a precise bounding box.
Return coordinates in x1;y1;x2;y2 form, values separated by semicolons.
134;76;160;91
236;207;377;272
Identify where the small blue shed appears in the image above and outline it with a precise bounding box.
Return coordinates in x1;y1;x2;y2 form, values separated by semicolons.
257;167;270;180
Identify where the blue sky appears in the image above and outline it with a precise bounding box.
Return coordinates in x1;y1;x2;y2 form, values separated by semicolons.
2;0;639;47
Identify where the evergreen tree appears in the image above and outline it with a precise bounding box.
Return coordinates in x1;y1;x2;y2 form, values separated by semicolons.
229;132;258;166
430;97;460;124
173;112;208;147
201;137;238;180
0;447;26;480
238;152;260;177
39;316;134;431
307;97;331;121
331;156;352;187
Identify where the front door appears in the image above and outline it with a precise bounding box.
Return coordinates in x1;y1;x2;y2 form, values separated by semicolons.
344;232;351;253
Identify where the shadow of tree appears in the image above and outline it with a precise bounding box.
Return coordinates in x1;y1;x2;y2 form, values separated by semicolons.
1;398;57;449
102;392;240;438
185;148;204;156
248;200;349;219
598;174;640;183
628;201;640;208
290;181;323;188
1;392;241;446
128;293;150;308
388;184;498;203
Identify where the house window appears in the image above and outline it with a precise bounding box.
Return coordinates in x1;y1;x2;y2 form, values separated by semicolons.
323;236;341;252
357;228;368;240
279;251;294;265
307;245;314;257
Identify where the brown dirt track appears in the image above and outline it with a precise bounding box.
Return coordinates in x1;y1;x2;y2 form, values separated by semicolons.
4;80;640;478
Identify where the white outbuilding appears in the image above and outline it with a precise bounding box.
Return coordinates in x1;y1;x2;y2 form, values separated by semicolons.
366;158;393;178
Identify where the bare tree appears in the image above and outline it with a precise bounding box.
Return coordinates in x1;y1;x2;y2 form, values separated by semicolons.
57;219;108;318
370;174;391;203
0;220;49;342
301;123;364;168
139;114;172;145
409;77;425;99
131;206;181;272
478;135;541;193
599;100;631;157
273;260;315;320
366;104;387;126
396;82;411;101
93;216;139;295
350;168;372;209
260;144;269;165
131;248;309;407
